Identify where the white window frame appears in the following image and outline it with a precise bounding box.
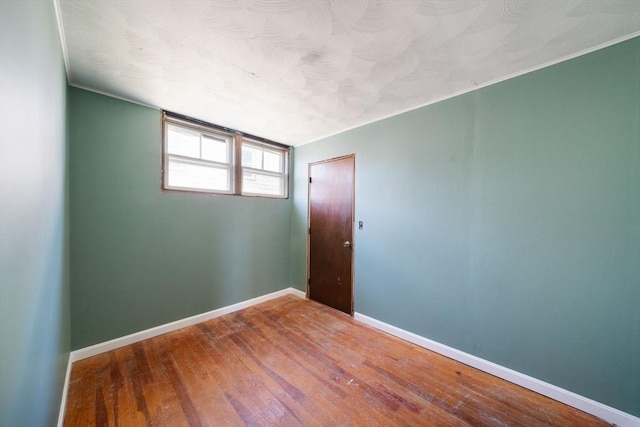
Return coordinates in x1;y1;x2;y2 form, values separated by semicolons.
241;138;289;198
162;112;289;198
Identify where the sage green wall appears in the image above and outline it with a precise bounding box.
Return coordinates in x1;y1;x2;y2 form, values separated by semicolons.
0;1;70;425
292;38;640;415
69;88;292;349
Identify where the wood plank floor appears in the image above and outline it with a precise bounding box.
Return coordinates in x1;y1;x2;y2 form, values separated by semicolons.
63;295;610;426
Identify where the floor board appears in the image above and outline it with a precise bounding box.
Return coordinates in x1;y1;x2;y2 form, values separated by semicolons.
63;295;610;426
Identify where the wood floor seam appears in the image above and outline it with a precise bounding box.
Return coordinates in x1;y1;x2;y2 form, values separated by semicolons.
63;296;611;426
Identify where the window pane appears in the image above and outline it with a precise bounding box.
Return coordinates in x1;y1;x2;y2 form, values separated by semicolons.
243;171;283;196
242;145;262;169
201;135;228;163
167;125;200;158
168;157;230;191
263;150;282;173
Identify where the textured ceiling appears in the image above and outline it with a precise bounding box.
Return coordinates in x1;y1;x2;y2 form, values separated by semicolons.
56;0;639;146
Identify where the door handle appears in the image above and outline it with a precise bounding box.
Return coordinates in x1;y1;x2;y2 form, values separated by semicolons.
343;241;351;248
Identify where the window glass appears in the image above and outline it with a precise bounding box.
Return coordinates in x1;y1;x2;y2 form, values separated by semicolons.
242;145;262;169
167;125;200;158
167;158;230;192
201;135;228;163
263;150;282;173
243;171;283;196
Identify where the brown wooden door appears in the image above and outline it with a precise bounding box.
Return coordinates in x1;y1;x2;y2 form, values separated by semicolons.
308;155;354;315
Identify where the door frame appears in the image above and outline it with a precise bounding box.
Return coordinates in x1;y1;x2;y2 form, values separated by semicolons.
306;154;356;315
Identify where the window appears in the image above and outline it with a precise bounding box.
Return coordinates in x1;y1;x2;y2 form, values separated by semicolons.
242;140;287;196
162;112;289;198
165;123;234;193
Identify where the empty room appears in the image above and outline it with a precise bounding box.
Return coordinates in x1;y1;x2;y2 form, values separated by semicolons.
1;0;638;426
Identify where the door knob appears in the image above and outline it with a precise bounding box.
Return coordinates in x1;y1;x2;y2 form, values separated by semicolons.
343;241;351;248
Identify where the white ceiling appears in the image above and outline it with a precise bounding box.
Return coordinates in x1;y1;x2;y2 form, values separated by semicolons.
56;0;639;146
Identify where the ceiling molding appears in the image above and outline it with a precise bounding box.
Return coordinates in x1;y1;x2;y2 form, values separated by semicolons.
298;31;640;147
68;81;161;112
55;0;640;145
52;0;70;85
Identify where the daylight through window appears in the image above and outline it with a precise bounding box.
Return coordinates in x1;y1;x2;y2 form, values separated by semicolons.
163;112;289;198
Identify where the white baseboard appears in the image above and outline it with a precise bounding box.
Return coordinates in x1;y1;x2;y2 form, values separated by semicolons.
287;287;307;299
59;288;636;426
70;287;305;362
354;312;639;427
56;354;73;427
58;287;306;425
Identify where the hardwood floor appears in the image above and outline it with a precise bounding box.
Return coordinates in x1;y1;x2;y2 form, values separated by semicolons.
63;295;609;426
